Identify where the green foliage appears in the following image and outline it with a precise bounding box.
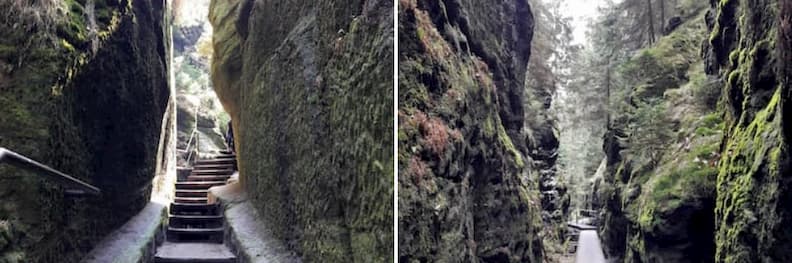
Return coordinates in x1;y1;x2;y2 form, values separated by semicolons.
60;0;88;43
625;98;673;168
695;112;725;137
641;159;717;226
691;74;722;108
175;59;210;94
619;18;704;101
654;143;718;201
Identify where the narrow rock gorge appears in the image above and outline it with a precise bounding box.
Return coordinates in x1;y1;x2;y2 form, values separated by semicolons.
0;0;172;261
398;0;792;262
209;0;394;261
590;0;792;262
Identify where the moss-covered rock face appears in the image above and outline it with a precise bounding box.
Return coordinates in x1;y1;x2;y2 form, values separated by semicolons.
0;0;170;262
598;8;722;263
209;0;393;261
599;0;791;261
398;0;545;262
707;0;791;262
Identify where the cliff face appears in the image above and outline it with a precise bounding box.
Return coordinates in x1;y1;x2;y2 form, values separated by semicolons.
398;0;546;262
597;5;720;262
597;0;792;261
209;0;394;261
708;0;791;261
0;0;171;262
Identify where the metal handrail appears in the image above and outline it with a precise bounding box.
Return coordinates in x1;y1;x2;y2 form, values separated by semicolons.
180;129;199;164
177;128;198;152
176;104;200;165
0;147;101;195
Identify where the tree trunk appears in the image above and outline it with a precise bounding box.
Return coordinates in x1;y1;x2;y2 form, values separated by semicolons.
660;0;666;30
605;63;612;129
647;0;655;44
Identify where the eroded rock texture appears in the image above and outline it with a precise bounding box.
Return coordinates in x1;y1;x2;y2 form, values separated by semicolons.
597;5;719;262
0;0;171;262
708;0;792;261
597;0;792;261
209;0;393;261
397;0;547;262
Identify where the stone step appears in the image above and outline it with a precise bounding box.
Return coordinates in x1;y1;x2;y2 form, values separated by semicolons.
175;189;208;198
195;158;236;165
154;242;236;263
169;214;223;228
170;203;218;215
166;227;224;243
192;165;234;170
175;181;226;190
154;257;234;263
190;169;234;175
157;151;236;262
173;197;208;203
186;175;230;182
192;164;234;170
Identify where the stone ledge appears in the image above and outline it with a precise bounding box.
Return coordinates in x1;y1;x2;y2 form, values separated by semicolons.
210;183;300;263
82;199;167;263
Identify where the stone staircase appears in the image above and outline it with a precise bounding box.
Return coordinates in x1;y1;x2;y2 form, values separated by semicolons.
154;151;237;263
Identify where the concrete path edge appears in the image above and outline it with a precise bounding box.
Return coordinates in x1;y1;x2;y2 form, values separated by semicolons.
82;199;167;263
210;183;301;263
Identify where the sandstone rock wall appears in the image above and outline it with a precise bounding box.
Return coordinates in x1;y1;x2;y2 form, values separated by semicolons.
707;0;792;261
0;0;171;261
597;0;792;261
209;0;394;261
597;6;720;262
397;0;546;261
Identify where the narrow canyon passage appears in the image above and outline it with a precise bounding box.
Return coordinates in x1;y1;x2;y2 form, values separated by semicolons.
398;0;791;262
1;0;393;262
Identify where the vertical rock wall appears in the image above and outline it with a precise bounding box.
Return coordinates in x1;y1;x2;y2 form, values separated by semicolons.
397;0;546;262
0;0;170;261
209;0;394;261
597;6;720;262
597;0;792;261
708;0;792;261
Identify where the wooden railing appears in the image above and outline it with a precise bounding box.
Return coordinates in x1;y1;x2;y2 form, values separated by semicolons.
0;147;100;195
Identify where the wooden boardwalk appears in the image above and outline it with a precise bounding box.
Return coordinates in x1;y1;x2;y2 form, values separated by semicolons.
575;230;606;263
